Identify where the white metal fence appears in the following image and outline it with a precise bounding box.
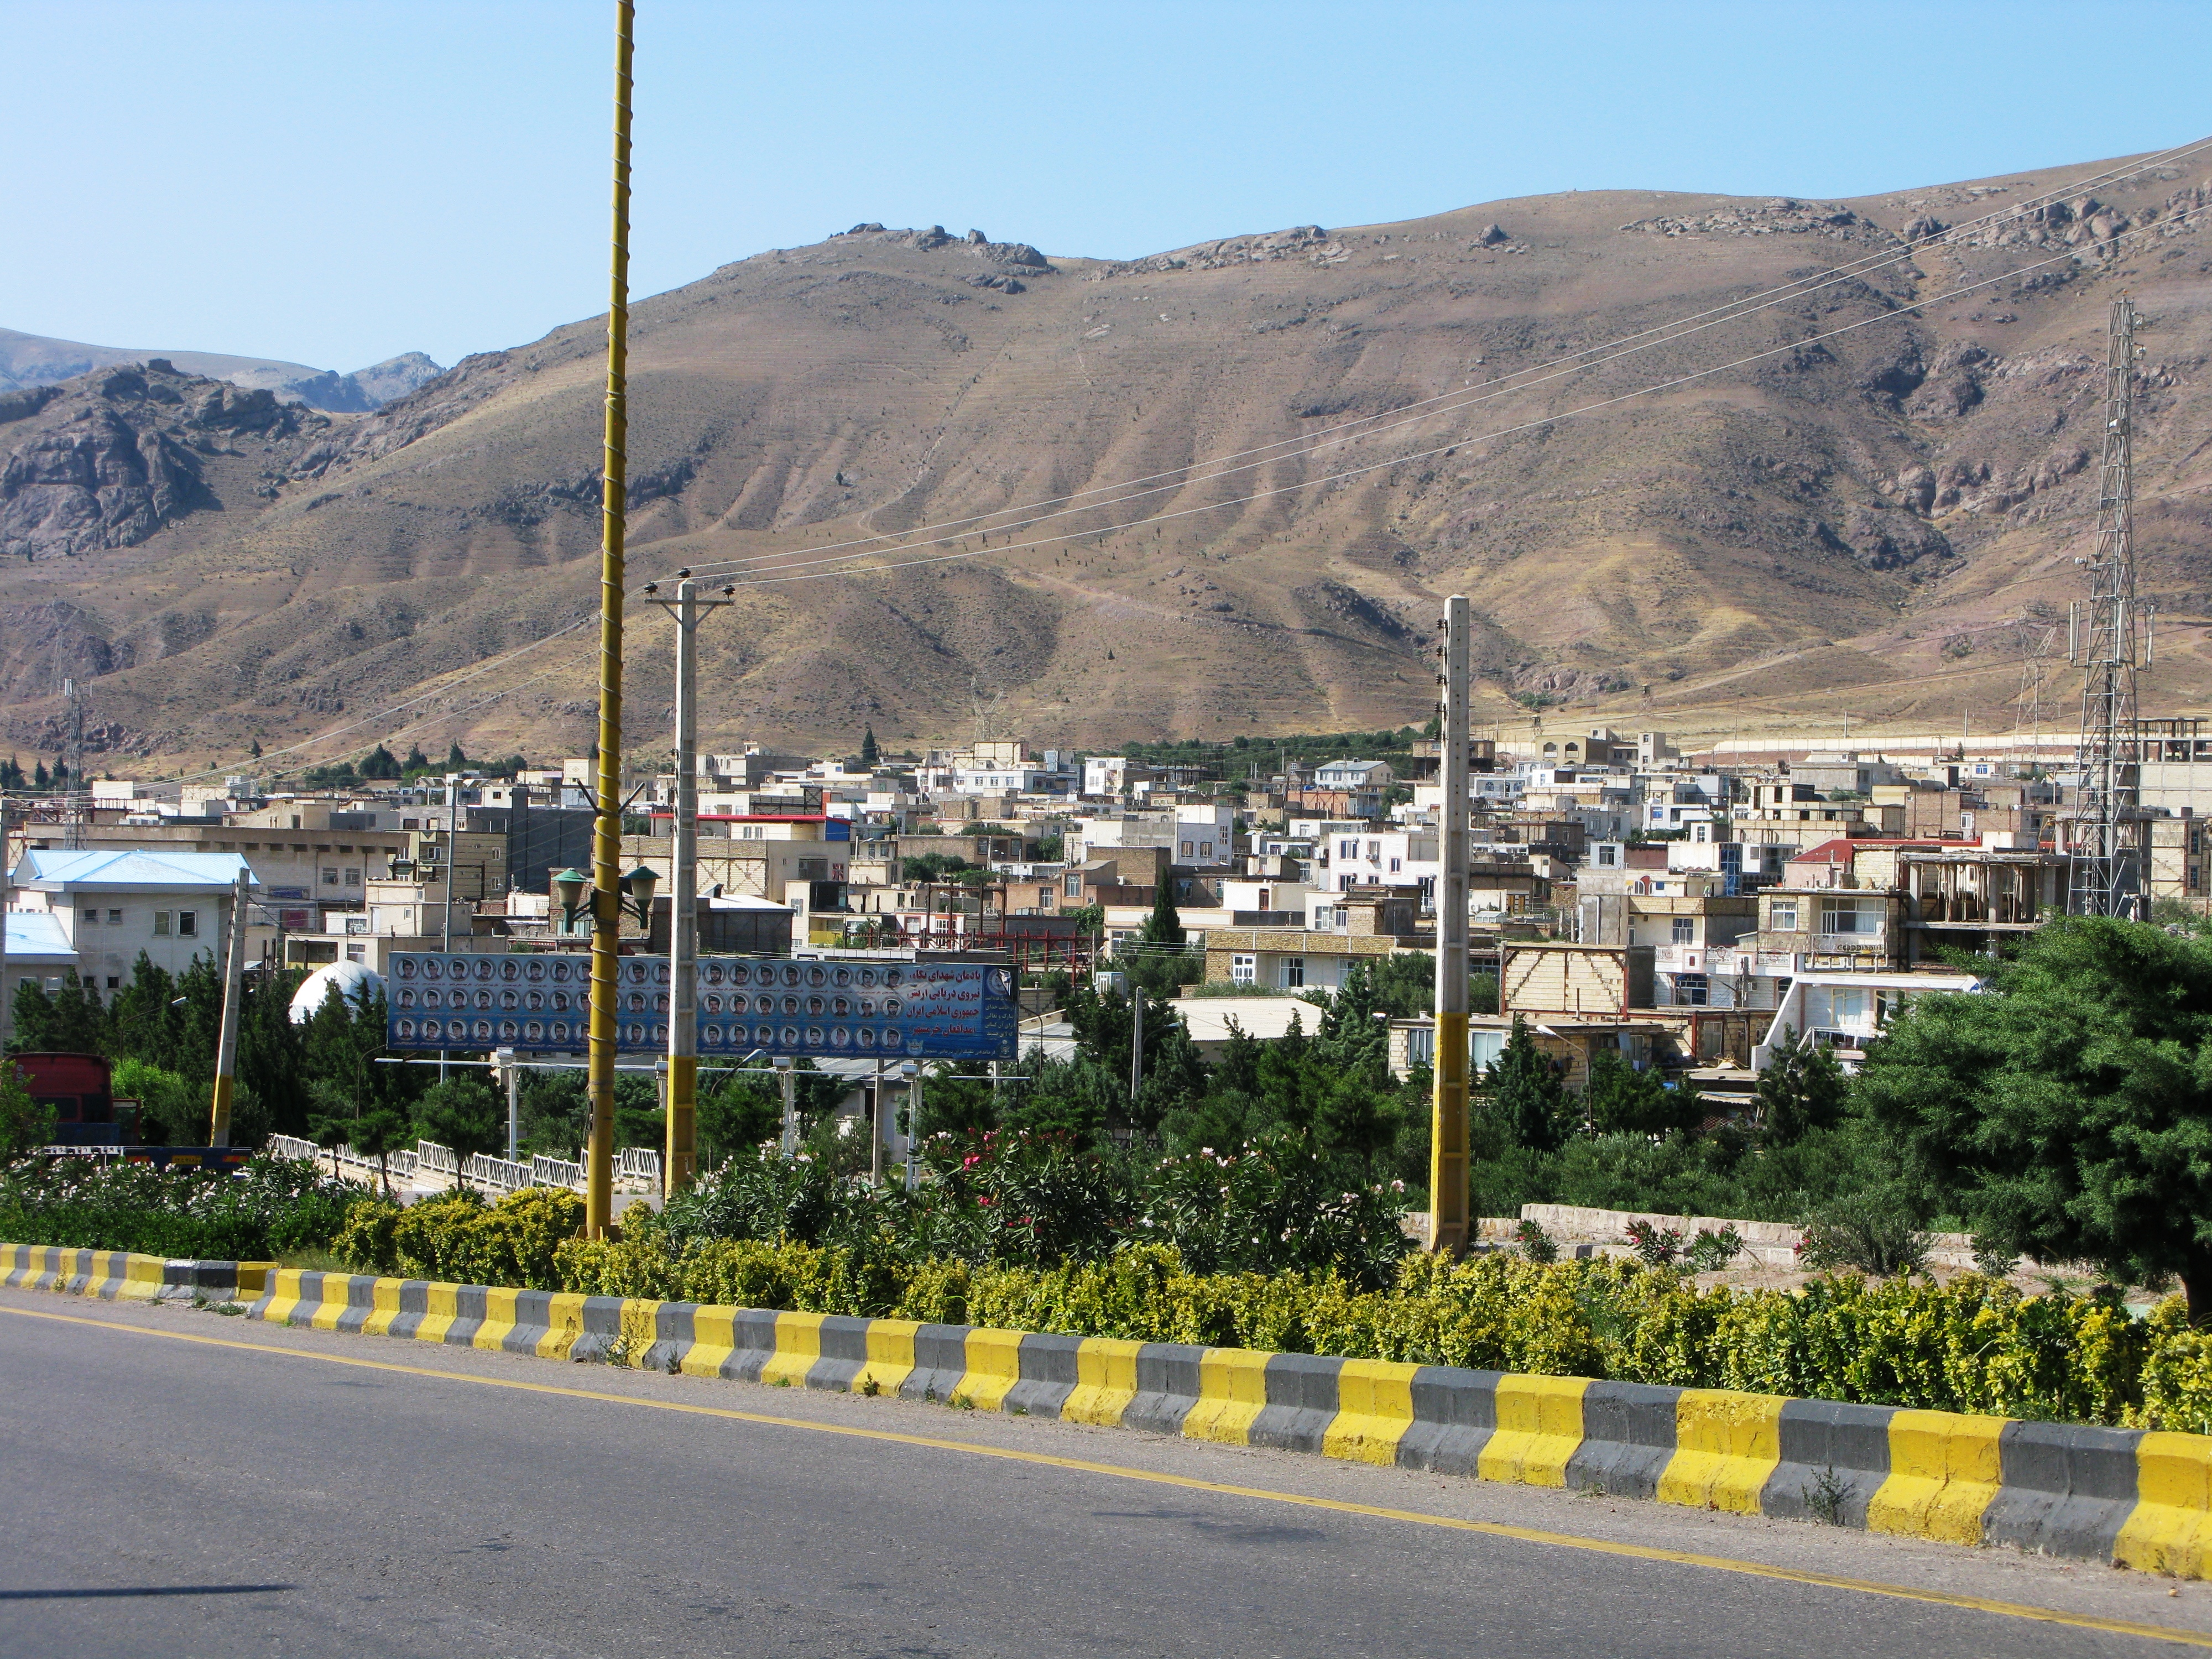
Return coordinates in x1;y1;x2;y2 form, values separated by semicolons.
266;1135;661;1194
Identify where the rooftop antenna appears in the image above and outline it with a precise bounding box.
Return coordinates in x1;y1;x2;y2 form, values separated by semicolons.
2065;294;2146;917
63;677;85;851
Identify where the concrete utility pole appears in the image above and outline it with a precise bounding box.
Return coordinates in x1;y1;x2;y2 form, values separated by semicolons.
1428;595;1473;1254
439;770;459;1082
870;1057;885;1185
774;1055;797;1155
0;795;11;1053
1129;983;1144;1098
208;866;252;1148
2068;294;2146;918
901;1060;922;1192
494;1046;520;1163
647;571;732;1197
585;0;636;1238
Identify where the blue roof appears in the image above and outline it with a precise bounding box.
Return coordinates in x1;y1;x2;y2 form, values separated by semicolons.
14;849;252;891
3;910;75;961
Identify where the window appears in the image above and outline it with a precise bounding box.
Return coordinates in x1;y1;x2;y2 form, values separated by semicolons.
344;868;362;888
1231;953;1256;985
1064;875;1083;898
322;868;339;886
107;909;123;926
1598;844;1618;867
1340;839;1358;858
1674;973;1709;1006
1388;857;1401;873
177;911;197;938
1181;840;1193;857
1671;917;1694;945
82;908;100;925
1820;905;1876;935
1199;841;1213;859
1407;1025;1435;1065
1770;901;1799;931
1282;957;1306;988
345;945;366;963
153;911;171;937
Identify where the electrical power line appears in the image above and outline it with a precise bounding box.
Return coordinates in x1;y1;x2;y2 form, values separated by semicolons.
669;137;2212;584
22;154;2204;788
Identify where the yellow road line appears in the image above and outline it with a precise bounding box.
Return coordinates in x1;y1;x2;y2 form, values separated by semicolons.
5;1302;2205;1650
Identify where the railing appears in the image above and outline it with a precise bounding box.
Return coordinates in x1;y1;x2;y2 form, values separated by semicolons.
531;1153;585;1188
268;1135;656;1195
462;1152;532;1193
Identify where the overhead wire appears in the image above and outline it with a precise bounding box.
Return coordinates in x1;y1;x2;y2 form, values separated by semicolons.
708;199;2212;590
22;145;2204;790
668;135;2212;582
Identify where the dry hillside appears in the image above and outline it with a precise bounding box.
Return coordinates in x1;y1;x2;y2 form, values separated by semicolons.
5;143;2212;771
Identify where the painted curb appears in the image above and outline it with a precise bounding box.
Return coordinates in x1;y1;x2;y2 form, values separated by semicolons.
9;1244;2204;1578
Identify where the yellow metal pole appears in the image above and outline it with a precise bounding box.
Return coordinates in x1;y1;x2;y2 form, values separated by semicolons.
586;0;635;1238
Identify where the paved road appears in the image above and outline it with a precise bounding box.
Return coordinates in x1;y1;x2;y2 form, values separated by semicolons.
4;1286;2211;1658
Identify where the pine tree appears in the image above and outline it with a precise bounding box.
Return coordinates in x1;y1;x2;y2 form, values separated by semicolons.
1756;1025;1847;1144
360;744;403;780
446;742;467;770
1487;1014;1566;1152
1138;883;1185;949
404;744;429;773
32;760;48;789
860;726;880;768
249;738;262;759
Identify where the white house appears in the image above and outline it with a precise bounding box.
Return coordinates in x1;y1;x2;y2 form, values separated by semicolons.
1314;758;1394;790
3;910;77;1006
7;850;256;992
1751;969;1981;1071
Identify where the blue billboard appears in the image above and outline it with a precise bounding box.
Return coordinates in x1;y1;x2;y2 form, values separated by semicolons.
384;952;1016;1061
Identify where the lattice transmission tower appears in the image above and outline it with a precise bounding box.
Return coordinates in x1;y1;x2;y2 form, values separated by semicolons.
2067;295;2145;917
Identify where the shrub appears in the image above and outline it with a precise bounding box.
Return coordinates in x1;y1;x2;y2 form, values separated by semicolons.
333;1185;586;1289
1799;1192;1929;1277
0;1153;351;1259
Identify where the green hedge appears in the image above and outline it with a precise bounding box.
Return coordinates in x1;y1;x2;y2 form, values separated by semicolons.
324;1192;2212;1432
0;1154;352;1260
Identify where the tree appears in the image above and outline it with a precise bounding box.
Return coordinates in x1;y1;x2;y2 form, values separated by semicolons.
360;744;403;780
403;743;430;773
1855;916;2212;1319
1486;1015;1566;1152
248;738;262;759
1755;1026;1846;1144
1139;884;1185;950
33;761;49;789
414;1074;504;1161
1585;1050;1703;1139
349;1105;416;1197
9;974;107;1054
859;726;880;768
0;1060;53;1156
446;741;468;770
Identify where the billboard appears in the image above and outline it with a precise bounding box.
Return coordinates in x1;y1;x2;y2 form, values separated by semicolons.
384;952;1016;1061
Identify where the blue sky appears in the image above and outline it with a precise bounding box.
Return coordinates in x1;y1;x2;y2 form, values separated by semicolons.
5;1;2208;373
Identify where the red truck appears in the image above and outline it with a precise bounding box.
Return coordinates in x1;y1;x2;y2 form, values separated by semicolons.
9;1052;124;1146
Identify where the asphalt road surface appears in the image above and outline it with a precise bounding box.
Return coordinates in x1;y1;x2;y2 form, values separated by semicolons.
5;1284;2212;1659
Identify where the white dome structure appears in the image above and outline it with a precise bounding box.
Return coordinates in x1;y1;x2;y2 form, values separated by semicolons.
289;959;387;1025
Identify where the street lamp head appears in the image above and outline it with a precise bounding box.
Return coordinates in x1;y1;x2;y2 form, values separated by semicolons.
771;1055;794;1073
641;581;659;595
898;1061;920;1080
676;567;692;580
621;863;660;924
721;586;735;598
170;996;190;1009
551;867;589;926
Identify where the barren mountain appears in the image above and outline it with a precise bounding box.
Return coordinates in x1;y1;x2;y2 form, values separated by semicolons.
4;144;2211;771
0;328;444;413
